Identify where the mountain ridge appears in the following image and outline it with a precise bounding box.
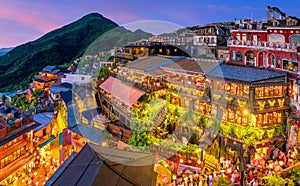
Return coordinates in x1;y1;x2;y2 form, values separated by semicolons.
0;13;118;91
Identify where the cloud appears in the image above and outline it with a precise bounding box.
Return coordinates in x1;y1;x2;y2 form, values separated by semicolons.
0;18;42;47
0;2;59;33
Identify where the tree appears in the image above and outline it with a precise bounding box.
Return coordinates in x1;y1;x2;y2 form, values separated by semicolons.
262;175;294;186
215;176;232;186
289;167;300;185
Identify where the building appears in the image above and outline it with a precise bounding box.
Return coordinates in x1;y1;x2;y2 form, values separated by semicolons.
227;6;300;107
32;66;71;95
193;24;232;60
96;55;289;171
207;64;289;167
45;143;157;186
61;74;92;86
114;41;190;64
0;106;39;182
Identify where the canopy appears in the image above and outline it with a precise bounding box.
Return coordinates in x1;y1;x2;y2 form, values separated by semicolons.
100;77;145;107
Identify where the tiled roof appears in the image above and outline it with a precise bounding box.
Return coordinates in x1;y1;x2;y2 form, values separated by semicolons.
49;144;157;186
100;77;145;107
33;112;54;132
43;65;56;71
123;56;170;72
162;58;220;75
207;64;287;84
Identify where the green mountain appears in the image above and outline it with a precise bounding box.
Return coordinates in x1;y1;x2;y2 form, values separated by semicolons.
85;27;153;55
0;13;118;91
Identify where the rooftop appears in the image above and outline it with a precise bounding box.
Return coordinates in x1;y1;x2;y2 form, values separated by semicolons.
207;64;287;85
48;144;157;186
162;57;220;75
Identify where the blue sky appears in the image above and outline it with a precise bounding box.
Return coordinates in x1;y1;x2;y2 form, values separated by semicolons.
0;0;299;47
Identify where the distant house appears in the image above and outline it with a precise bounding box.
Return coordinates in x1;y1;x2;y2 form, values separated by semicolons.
32;65;71;95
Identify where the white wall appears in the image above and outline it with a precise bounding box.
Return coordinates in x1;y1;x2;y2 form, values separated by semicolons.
61;74;92;85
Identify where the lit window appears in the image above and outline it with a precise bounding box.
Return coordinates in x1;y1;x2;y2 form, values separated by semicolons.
236;34;241;41
242;34;247;42
159;49;163;53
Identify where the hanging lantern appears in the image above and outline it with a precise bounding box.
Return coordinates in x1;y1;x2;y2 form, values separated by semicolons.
224;138;228;142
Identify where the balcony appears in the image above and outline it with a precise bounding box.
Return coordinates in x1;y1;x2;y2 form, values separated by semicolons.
228;39;298;52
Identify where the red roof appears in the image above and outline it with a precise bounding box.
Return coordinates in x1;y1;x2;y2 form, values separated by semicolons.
99;77;145;107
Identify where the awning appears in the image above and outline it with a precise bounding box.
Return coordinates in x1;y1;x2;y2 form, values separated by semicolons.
99;77;145;107
38;135;56;148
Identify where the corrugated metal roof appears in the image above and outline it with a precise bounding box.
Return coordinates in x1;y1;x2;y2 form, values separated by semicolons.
207;64;287;83
45;152;77;186
99;77;145;107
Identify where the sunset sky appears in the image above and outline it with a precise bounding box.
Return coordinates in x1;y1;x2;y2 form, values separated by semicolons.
1;0;300;48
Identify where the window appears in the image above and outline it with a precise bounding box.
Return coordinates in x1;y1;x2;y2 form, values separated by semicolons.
271;55;275;66
242;34;247;42
283;58;298;72
255;87;264;98
159;49;163;53
276;56;281;68
231;50;236;61
236;34;241;41
235;51;243;62
268;34;285;44
290;35;300;45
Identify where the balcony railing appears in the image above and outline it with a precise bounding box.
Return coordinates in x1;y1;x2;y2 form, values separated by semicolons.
228;39;298;52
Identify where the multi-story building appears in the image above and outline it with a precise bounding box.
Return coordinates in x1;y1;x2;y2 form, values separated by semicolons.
114;41;190;64
97;55;288;170
193;24;232;60
227;6;300;106
32;66;70;95
0;106;38;182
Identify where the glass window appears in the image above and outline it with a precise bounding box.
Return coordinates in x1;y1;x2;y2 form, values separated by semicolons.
236;34;240;41
273;86;282;96
268;34;285;44
243;86;249;98
255;87;264;98
271;55;275;66
242;34;247;42
283;58;298;72
290;35;300;45
235;51;243;62
276;56;281;68
231;50;236;61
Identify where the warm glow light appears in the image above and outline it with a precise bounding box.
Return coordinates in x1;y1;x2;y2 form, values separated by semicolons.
34;172;37;176
243;109;249;115
197;160;201;164
179;159;184;164
279;161;284;166
35;182;39;186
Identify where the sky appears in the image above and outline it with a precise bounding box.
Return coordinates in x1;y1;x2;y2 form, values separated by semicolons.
1;0;300;48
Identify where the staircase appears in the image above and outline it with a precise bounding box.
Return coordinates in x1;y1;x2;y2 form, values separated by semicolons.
151;104;167;136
